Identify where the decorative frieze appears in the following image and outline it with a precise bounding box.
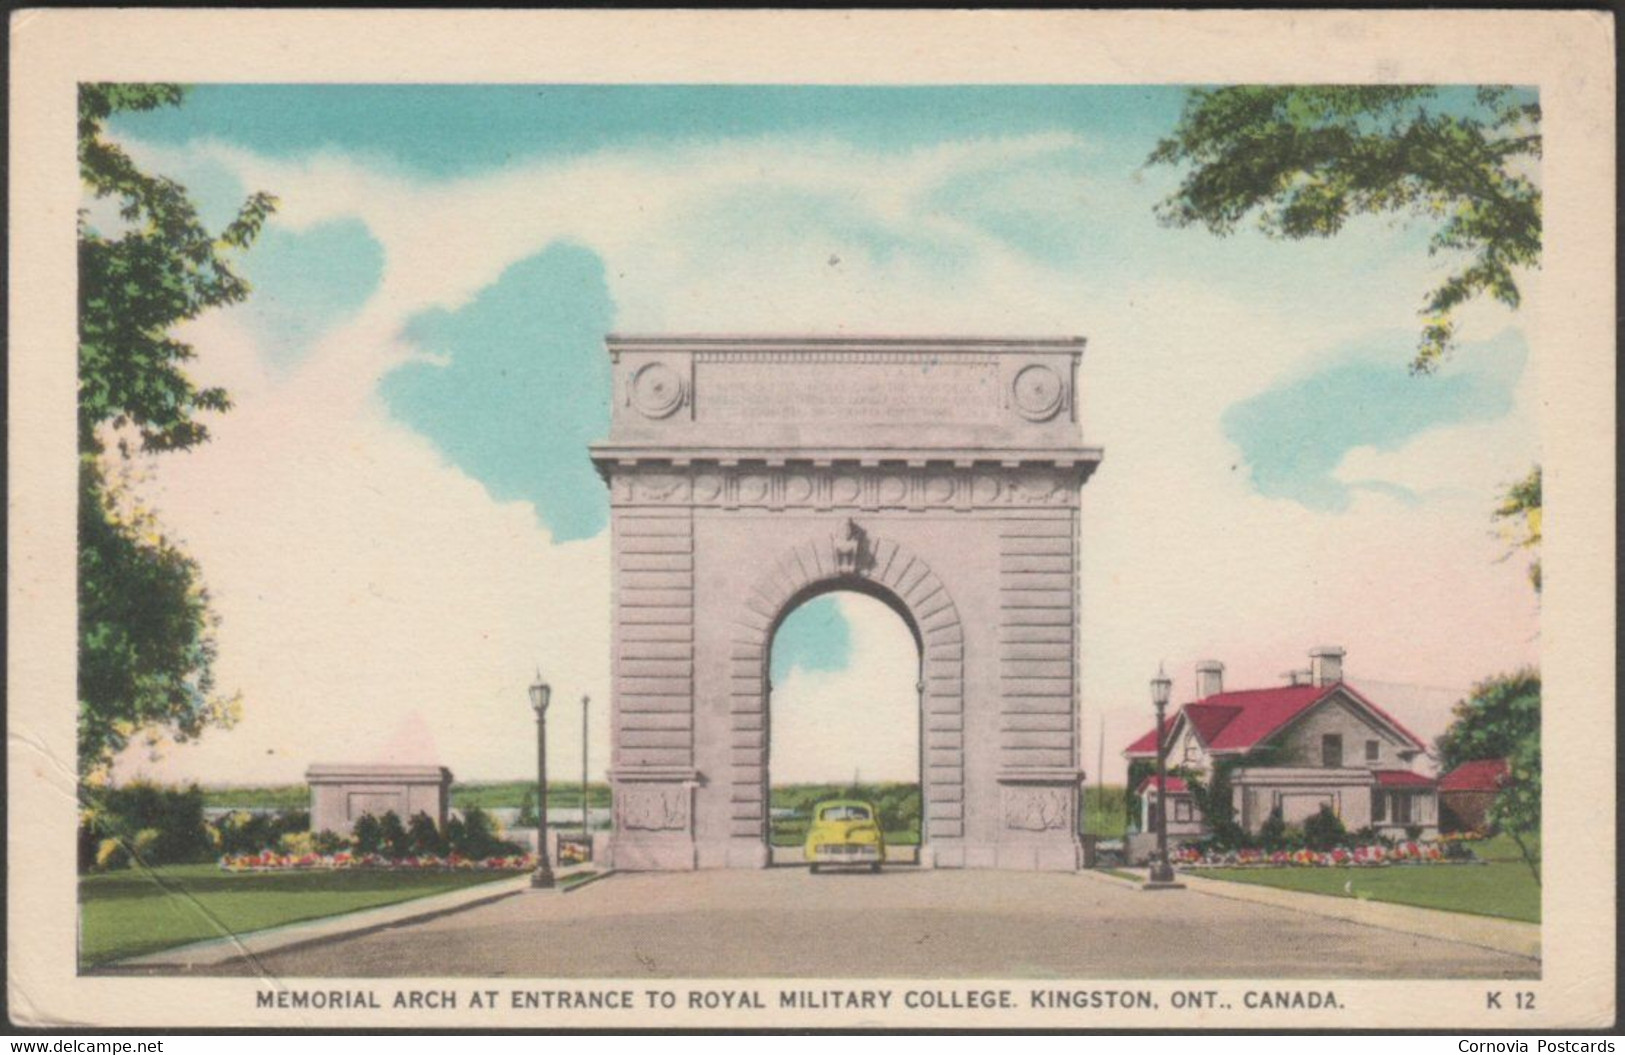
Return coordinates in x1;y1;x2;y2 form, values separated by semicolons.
608;462;1081;510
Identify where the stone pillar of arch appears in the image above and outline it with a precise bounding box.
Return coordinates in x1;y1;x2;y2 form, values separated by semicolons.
591;336;1102;871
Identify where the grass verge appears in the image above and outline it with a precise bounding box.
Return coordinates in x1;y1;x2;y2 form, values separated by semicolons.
79;863;520;968
1187;860;1539;924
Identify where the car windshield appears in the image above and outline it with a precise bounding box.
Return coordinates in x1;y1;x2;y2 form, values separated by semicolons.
819;804;871;822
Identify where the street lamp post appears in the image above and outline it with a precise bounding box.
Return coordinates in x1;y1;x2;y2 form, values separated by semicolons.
529;672;555;889
580;694;591;851
1145;664;1184;889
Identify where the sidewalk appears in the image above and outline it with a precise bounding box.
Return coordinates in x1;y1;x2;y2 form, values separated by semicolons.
1081;868;1540;961
108;866;610;971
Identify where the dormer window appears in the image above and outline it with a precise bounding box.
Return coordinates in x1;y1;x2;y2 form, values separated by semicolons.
1365;739;1379;762
1322;734;1343;768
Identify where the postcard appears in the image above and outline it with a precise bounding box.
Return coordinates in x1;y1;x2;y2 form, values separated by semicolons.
7;8;1615;1031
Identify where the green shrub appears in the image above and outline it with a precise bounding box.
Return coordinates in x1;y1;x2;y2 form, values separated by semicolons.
131;827;162;862
1259;808;1287;851
452;806;522;858
1303;805;1349;852
95;837;129;871
82;782;212;867
313;829;347;854
352;813;384;855
377;811;411;858
408;811;446;856
278;831;316;856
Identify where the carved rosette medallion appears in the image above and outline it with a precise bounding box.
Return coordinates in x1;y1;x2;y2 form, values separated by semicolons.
1011;363;1065;422
618;784;690;831
1003;786;1071;832
630;362;687;419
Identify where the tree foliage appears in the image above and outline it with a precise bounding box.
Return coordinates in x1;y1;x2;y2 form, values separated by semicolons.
79;83;276;454
1434;667;1540;774
1435;668;1540;883
1494;465;1542;593
77;83;276;776
1149;86;1540;372
1491;731;1542;885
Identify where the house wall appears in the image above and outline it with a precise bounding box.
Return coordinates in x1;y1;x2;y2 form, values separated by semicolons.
1269;695;1415;769
1139;791;1206;838
1171;724;1210;773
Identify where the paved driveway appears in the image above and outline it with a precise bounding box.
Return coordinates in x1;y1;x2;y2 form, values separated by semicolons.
188;868;1537;979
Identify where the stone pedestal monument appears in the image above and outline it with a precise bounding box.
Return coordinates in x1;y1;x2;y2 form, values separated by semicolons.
591;336;1102;870
307;763;453;837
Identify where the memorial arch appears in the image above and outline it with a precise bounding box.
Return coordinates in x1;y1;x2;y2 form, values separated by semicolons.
592;336;1101;870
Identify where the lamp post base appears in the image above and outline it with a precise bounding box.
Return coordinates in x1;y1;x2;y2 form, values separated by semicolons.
1143;861;1183;889
530;867;556;890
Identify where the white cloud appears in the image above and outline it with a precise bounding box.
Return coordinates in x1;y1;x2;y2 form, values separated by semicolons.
769;595;920;784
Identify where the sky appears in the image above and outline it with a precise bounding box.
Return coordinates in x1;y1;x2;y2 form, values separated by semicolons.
99;85;1540;789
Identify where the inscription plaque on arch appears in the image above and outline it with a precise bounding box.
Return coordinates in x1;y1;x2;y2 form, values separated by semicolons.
592;335;1101;871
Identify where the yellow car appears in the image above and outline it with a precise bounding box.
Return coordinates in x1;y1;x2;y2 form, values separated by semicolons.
803;799;885;873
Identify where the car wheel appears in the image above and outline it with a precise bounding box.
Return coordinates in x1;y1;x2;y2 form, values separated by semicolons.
870;862;881;874
809;863;820;874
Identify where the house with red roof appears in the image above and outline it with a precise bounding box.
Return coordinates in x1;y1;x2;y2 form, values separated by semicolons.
1437;758;1510;833
1124;647;1439;853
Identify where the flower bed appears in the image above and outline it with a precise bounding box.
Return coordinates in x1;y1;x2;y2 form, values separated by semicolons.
219;850;537;873
1171;841;1468;869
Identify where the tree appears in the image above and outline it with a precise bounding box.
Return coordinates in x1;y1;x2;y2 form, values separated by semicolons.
1148;86;1540;372
516;786;540;828
77;83;276;776
1434;667;1539;773
1491;732;1541;886
1435;668;1540;884
1494;465;1542;593
1149;86;1543;588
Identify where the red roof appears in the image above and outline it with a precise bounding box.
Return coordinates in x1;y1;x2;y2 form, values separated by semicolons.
1122;681;1428;758
1135;775;1189;796
1374;769;1436;788
1124;717;1175;757
1439;758;1510;792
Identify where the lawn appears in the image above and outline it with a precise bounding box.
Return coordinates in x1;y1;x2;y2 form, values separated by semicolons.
1189;836;1540;924
79;863;521;968
1082;785;1129;839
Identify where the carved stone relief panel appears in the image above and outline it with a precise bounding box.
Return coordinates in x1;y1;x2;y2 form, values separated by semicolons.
1002;786;1072;832
618;784;691;831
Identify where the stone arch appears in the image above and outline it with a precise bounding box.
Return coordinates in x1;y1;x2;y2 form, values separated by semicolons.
725;525;965;847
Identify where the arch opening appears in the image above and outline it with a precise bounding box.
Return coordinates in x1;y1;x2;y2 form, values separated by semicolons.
764;586;924;863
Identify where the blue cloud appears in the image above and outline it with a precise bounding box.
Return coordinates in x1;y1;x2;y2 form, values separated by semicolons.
771;595;853;684
1223;330;1527;511
239;218;385;370
381;244;615;541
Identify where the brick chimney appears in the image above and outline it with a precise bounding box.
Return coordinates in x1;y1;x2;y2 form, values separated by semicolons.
1310;646;1346;687
1195;660;1225;700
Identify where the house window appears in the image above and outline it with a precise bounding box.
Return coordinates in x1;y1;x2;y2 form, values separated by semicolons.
1372;788;1387;823
1183;738;1197;763
1393;792;1412;825
1365;739;1380;762
1174;799;1194;823
1321;733;1343;768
